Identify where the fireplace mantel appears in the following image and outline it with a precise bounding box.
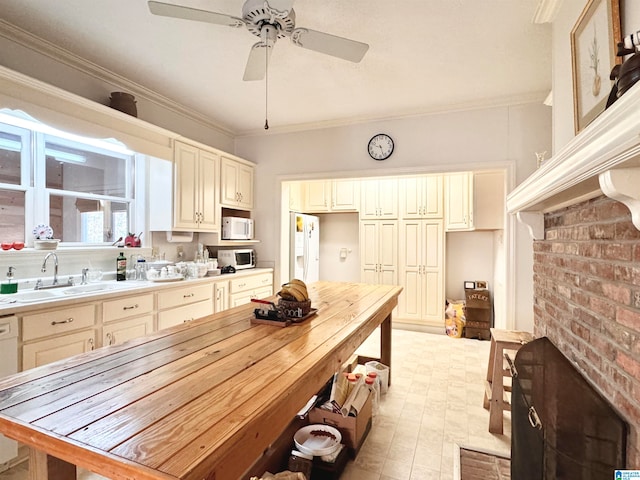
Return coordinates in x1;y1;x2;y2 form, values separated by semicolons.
507;82;640;239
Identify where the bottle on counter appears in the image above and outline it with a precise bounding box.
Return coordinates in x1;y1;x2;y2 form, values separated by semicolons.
116;249;127;281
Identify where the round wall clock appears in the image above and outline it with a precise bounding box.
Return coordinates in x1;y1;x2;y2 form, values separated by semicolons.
368;133;394;160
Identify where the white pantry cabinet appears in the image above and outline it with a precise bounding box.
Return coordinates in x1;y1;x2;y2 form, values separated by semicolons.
400;175;443;219
360;220;398;285
360;178;398;219
220;156;254;210
397;219;444;325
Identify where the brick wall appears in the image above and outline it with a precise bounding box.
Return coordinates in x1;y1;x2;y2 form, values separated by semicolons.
533;195;640;468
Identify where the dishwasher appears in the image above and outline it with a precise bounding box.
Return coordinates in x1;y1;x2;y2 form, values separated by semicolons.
0;316;18;465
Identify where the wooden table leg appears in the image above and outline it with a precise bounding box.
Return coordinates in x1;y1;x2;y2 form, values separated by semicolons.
29;448;76;480
380;313;392;386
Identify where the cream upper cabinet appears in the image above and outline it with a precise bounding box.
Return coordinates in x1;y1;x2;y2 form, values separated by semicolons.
171;141;220;232
445;171;505;231
304;180;332;212
360;220;398;285
397;219;444;326
400;175;443;219
360;178;398;219
287;181;303;212
220;156;254;210
445;172;473;230
301;179;359;213
331;179;359;211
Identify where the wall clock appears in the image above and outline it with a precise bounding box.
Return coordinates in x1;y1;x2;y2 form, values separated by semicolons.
368;133;394;161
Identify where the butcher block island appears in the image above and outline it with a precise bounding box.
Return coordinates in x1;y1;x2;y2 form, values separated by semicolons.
0;281;401;480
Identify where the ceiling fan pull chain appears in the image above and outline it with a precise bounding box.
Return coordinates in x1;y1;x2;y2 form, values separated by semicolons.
264;37;269;130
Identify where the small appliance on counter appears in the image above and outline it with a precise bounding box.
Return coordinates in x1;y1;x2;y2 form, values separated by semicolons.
222;216;254;240
218;248;256;270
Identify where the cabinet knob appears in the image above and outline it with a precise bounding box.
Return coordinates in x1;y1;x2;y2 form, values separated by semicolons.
88;338;95;351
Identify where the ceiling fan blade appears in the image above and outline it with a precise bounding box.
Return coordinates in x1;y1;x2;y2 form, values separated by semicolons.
243;42;273;81
148;1;244;28
289;28;369;63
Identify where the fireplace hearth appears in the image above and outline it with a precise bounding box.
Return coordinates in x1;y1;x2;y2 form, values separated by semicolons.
510;337;627;479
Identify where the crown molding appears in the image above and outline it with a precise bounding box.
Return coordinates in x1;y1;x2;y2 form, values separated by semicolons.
0;20;234;138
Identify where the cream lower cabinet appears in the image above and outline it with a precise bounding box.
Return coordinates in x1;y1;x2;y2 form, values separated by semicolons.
360;220;398;285
214;280;229;313
229;272;273;307
22;304;96;370
397;219;444;325
157;283;214;330
102;292;154;347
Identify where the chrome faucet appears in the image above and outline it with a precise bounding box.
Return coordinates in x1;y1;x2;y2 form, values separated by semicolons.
41;252;59;285
34;252;73;290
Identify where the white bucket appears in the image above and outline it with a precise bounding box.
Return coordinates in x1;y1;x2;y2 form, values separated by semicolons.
365;361;389;394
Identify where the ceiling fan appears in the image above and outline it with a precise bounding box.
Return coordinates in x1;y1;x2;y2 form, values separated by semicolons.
148;0;370;81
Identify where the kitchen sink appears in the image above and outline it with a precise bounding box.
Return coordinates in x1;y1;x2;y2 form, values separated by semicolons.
62;284;117;295
12;290;62;303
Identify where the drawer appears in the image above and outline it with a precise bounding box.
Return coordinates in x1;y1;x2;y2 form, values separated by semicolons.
103;293;154;323
22;304;96;341
230;273;273;294
157;300;213;330
157;283;213;310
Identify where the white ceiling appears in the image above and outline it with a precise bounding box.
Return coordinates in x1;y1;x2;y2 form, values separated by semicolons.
0;0;552;136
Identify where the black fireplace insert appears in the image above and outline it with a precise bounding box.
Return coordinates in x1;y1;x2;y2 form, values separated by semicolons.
510;337;627;479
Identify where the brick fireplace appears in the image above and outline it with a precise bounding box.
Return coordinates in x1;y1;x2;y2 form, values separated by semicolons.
533;194;640;468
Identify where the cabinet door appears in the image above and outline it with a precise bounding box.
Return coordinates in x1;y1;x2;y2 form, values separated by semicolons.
103;315;153;347
445;172;472;230
198;149;220;230
398;220;422;321
23;331;95;370
236;162;254;209
400;177;422;219
220;157;240;207
173;141;200;229
359;221;379;281
422;220;444;322
304;180;331;212
423;175;443;218
377;178;398;219
378;220;397;284
332;180;359;211
288;182;303;212
214;281;229;313
359;179;380;219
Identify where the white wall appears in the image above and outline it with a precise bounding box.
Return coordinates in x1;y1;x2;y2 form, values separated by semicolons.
317;213;360;282
445;231;496;300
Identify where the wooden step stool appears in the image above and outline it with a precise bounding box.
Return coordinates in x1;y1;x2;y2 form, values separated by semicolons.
483;328;533;434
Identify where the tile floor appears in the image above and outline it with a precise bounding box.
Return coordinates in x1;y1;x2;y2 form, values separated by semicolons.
0;329;511;480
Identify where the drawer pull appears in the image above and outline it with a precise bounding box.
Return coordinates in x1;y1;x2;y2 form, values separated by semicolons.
183;318;194;323
123;304;139;310
52;318;74;326
106;333;114;346
88;338;95;351
183;293;195;298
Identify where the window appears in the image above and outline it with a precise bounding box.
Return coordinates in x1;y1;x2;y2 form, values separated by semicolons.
0;111;137;246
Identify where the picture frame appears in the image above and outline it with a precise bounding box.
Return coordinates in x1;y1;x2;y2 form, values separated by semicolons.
570;0;621;133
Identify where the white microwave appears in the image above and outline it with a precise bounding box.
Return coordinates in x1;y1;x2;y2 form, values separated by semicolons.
218;249;256;270
222;217;254;240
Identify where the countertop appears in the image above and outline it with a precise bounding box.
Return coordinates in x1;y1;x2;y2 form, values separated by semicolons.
0;268;273;316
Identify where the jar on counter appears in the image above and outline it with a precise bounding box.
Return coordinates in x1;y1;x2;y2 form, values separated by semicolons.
288;449;313;479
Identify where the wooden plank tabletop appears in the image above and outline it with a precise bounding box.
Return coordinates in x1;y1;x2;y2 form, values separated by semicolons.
0;281;401;480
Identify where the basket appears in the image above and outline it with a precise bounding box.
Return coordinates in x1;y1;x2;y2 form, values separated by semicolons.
278;298;312;318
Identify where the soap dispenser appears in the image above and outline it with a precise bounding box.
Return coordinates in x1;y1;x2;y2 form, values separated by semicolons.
0;267;18;294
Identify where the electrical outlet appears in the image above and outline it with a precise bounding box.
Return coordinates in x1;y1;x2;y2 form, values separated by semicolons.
176;245;184;260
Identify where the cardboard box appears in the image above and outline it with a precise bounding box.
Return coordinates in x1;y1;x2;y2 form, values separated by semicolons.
308;390;372;457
